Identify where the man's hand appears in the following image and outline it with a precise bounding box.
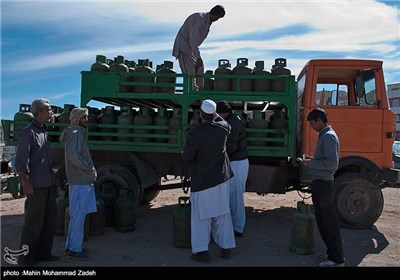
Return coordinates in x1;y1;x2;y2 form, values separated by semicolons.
296;157;311;167
196;57;203;68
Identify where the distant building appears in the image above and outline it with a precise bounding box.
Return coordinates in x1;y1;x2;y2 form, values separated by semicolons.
387;83;400;139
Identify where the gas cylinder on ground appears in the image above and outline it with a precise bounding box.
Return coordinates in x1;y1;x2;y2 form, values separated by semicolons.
156;60;176;94
214;59;232;91
90;55;110;72
133;107;154;143
203;70;215;91
13;104;34;141
58;104;76;132
252;60;271;92
99;182;118;227
173;196;191;248
271;58;291;92
154;108;170;143
232;58;252;92
98;106;117;141
117;106;134;142
247;111;268;146
289;201;315;255
168;109;182;144
64;206;90;241
55;189;68;236
269;110;288;147
133;59;155;93
7;176;20;199
113;189;136;232
89;195;105;237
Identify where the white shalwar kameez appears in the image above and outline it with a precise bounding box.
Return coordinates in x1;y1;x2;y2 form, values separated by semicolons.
190;182;236;253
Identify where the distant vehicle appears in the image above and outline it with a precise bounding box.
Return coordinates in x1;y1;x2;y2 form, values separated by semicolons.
393;141;400;169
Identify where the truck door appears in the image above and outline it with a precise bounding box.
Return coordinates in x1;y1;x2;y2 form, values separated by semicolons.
308;68;384;158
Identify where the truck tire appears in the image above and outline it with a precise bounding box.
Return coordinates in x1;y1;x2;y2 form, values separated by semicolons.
334;173;384;229
95;164;143;206
141;185;161;205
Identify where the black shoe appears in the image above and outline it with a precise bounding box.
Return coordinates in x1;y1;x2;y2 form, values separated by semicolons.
234;230;243;237
67;250;90;261
66;248;89;256
191;251;211;263
221;248;231;259
36;255;61;262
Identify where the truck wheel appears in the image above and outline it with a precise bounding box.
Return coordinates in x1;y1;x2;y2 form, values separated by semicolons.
95;164;143;206
334;173;384;229
141;185;161;205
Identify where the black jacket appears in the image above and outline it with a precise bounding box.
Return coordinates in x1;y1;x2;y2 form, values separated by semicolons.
225;113;248;161
182;115;233;192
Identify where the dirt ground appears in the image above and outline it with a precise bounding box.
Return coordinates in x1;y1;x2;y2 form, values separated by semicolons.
1;178;399;271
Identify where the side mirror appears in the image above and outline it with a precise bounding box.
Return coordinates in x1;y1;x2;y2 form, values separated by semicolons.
355;76;365;98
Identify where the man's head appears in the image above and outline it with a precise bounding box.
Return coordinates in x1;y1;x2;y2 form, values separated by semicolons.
70;108;89;127
31;98;53;123
200;99;217;121
307;108;328;132
210;5;225;22
216;100;231;119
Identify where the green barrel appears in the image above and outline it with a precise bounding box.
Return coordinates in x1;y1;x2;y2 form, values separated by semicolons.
7;176;20;199
173;196;191;248
55;189;68;236
113;189;136;232
289;201;315;255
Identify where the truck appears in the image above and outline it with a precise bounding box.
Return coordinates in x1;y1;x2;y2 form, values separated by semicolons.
2;57;399;229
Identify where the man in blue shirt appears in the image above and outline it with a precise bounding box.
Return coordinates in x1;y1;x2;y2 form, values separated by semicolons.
298;108;345;267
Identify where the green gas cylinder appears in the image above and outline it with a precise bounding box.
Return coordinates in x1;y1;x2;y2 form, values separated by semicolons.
156;60;176;94
117;106;134;142
203;70;215;91
55;189;68;236
232;58;252;92
98;106;117;141
173;196;191;248
289;201;315;255
7;176;20;199
271;58;291;92
113;189;136;232
13;104;34;141
110;55;129;93
247;111;268;146
99;182;118;227
154;108;170;143
58;104;76;132
89;195;105;237
269;110;288;147
133;59;155;93
214;59;232;91
133;107;154;143
168;109;182;144
252;60;271;92
90;55;110;72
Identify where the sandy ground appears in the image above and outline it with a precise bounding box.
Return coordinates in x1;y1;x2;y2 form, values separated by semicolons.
1;179;399;270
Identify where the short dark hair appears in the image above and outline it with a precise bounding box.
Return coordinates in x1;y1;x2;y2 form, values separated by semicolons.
210;5;225;18
307;108;328;123
216;100;232;114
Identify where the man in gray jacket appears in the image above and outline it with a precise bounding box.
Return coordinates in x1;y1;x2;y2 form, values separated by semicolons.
60;108;97;260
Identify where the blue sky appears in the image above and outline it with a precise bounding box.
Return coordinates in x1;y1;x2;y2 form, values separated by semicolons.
1;0;399;120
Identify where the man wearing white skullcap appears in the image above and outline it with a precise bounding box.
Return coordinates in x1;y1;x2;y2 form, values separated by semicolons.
182;99;236;263
60;107;97;260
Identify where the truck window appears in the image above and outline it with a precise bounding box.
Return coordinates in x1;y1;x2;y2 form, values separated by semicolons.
356;69;377;107
316;84;349;106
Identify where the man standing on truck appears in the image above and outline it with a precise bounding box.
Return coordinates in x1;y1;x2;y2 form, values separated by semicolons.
216;101;249;237
297;108;345;267
15;98;60;266
172;5;225;90
60;108;97;261
182;99;236;263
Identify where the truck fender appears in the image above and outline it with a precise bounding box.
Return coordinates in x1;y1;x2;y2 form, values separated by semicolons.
337;156;383;184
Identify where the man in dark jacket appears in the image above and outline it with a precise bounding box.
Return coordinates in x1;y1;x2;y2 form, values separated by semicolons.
182;99;236;263
216;101;249;237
